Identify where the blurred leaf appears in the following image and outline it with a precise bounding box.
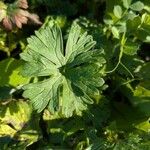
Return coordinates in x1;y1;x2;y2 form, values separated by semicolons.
130;1;144;11
42;15;67;29
0;86;12;101
122;0;132;9
132;85;150;116
111;26;120;38
118;79;150;114
123;40;139;55
135;118;150;132
113;133;142;150
127;16;141;32
137;62;150;80
0;100;32;131
0;58;30;87
86;138;112;150
0;100;41;147
113;5;122;18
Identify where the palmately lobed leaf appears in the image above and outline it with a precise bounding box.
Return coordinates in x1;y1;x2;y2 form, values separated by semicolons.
20;24;106;117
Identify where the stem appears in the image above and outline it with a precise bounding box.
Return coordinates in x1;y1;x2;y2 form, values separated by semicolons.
106;41;124;74
120;62;134;78
112;78;135;94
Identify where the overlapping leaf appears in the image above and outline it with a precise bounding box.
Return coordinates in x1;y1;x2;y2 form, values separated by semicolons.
20;24;106;117
0;100;41;148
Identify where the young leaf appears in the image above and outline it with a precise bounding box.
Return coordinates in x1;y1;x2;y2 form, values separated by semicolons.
20;24;106;117
122;0;132;9
111;26;120;39
113;5;122;18
130;1;144;11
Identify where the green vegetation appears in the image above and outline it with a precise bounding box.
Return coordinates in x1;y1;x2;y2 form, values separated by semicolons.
0;0;150;149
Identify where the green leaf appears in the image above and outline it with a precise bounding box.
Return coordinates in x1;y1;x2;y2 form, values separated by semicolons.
123;40;139;55
130;1;144;11
0;101;31;129
20;24;106;117
113;5;122;18
117;55;144;78
135;13;150;42
111;26;120;39
0;58;30;87
118;80;150;117
132;85;150;116
122;0;132;9
135;119;150;132
0;2;7;22
141;13;150;25
0;100;41;147
127;16;141;32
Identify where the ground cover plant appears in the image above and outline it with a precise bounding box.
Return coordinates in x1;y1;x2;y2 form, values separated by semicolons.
0;0;150;149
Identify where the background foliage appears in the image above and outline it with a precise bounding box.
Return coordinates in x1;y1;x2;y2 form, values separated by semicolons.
0;0;150;149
